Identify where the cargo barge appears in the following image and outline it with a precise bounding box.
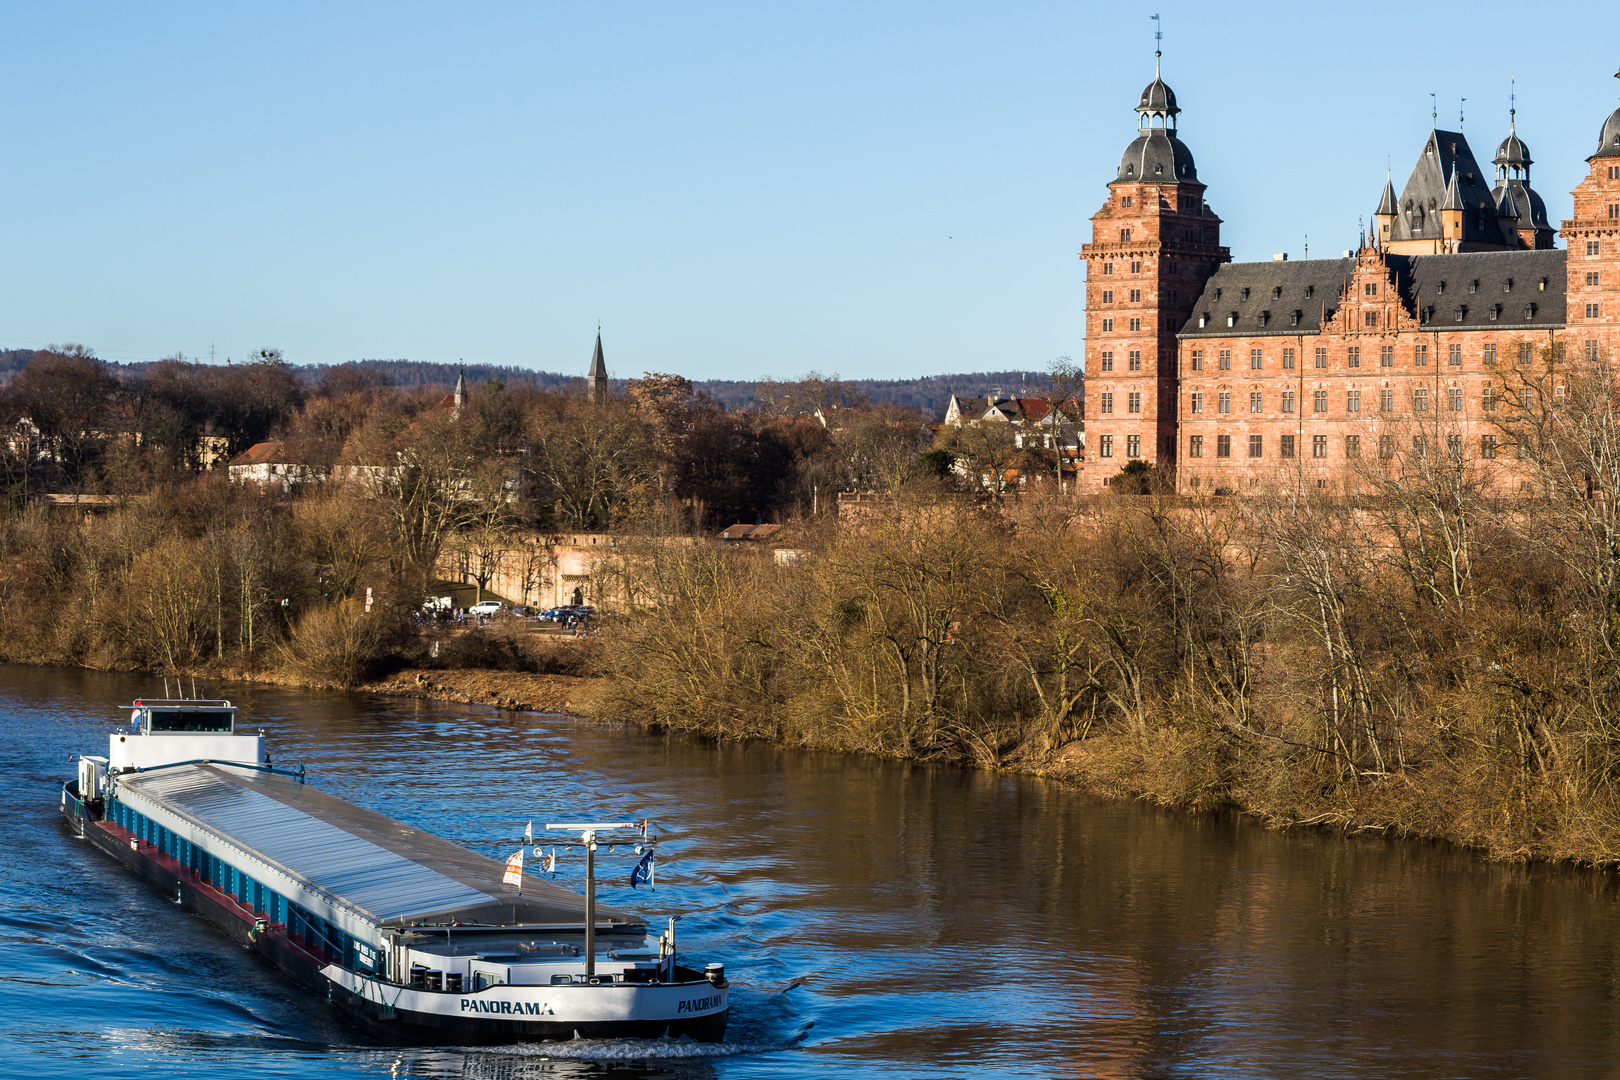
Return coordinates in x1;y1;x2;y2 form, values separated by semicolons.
60;698;728;1044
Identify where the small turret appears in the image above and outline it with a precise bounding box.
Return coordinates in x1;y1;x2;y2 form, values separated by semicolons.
1439;167;1465;250
587;330;608;405
453;367;466;416
1373;174;1397;250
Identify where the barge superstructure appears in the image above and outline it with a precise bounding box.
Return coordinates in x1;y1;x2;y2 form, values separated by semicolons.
60;698;727;1043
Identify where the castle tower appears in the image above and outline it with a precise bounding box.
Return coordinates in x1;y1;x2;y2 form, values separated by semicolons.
452;367;465;416
1491;106;1556;249
1080;57;1228;475
1382;128;1510;254
1562;70;1620;360
587;330;608;404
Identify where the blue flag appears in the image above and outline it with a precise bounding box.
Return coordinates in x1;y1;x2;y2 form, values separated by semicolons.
629;850;655;889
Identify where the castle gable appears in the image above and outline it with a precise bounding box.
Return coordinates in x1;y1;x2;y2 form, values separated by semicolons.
1390;130;1502;248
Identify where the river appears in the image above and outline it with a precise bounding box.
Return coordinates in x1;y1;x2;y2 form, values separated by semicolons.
6;663;1620;1078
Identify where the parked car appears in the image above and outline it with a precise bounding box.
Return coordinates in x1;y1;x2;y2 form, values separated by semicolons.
468;600;504;616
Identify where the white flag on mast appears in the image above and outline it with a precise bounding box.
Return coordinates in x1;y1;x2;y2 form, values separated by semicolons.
503;849;524;888
524;821;533;843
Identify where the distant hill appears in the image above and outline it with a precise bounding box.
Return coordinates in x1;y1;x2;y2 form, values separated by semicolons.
0;350;1054;419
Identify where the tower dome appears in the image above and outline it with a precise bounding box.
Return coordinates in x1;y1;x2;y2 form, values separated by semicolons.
1595;106;1620;159
1116;63;1196;183
1494;131;1531;177
1136;76;1179;122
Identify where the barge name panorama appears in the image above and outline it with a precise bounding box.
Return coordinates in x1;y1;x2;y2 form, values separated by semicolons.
59;698;728;1043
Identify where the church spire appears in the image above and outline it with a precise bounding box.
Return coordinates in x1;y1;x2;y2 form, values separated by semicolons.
587;328;608;405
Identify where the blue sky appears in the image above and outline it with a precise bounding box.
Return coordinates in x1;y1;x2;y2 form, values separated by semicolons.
1;2;1617;381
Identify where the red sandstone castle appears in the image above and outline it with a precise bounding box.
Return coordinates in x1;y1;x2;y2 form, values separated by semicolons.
1080;61;1620;491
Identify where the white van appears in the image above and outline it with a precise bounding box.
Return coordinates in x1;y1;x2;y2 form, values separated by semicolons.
468;600;504;616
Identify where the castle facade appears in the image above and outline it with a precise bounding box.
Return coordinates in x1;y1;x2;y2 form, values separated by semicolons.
1080;62;1620;492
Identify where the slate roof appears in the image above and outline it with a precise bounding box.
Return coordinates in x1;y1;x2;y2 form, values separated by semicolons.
1388;130;1504;248
588;332;607;379
1117;129;1198;183
1178;249;1567;338
1595;106;1620;159
1492;177;1552;232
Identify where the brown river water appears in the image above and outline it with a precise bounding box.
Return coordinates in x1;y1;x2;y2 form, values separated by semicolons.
5;663;1620;1078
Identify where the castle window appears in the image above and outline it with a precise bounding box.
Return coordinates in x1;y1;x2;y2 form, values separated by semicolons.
1304;285;1314;299
1379;435;1395;459
1281;435;1295;459
1437;281;1446;295
1100;393;1113;414
1345;435;1361;459
1448;344;1463;366
1227;312;1236;327
1282;348;1295;369
1250;392;1262;413
1455;305;1468;322
1364;282;1377;296
1218;392;1231;414
1217;434;1231;458
1589;241;1602;255
1483;385;1497;412
1290;310;1301;326
1314;348;1327;369
1250;349;1262;370
1490;304;1500;321
1102;318;1113;331
1101;351;1114;371
1122;195;1132;207
1128;392;1142;413
1587;303;1602;318
1588;340;1601;362
1483;343;1496;366
1129;318;1141;331
1447;434;1463;458
1241;287;1250;300
1189;350;1202;371
1126;434;1141;456
1258;311;1269;327
1313;390;1327;413
1219;350;1231;370
1099;435;1113;458
1103;263;1114;275
1190;392;1203;414
1102;290;1113;303
1380;388;1393;412
1272;286;1282;300
1415;344;1428;366
1131;261;1142;273
1198;312;1208;327
1129;289;1142;302
1364;311;1378;327
1448;387;1463;412
1282;390;1295;413
1470;280;1479;293
1121;228;1132;241
1129;351;1142;371
1520;342;1533;362
1611;205;1620;219
1525;304;1538;320
1249;435;1263;458
1347;389;1361;412
1380;345;1393;367
1189;435;1203;458
1539;278;1548;289
1312;435;1328;459
1347;347;1360;368
1587;272;1600;286
1414;388;1429;411
1481;434;1498;459
1504;278;1513;291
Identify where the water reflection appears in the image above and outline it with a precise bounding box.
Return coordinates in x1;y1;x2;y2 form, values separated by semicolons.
5;664;1620;1078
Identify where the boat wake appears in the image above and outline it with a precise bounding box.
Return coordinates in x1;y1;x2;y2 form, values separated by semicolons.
461;1030;809;1061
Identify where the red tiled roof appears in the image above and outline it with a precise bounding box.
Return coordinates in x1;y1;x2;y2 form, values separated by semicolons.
227;440;300;467
718;523;783;541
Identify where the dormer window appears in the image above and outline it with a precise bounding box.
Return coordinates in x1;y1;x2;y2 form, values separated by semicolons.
1198;312;1209;328
1227;312;1237;327
1214;287;1222;300
1272;286;1282;300
1437;280;1446;295
1469;280;1479;293
1490;304;1501;321
1504;278;1513;292
1240;287;1251;301
1305;285;1314;299
1258;310;1270;327
1290;310;1301;326
1526;303;1538;320
1455;305;1468;322
1539;277;1548;290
